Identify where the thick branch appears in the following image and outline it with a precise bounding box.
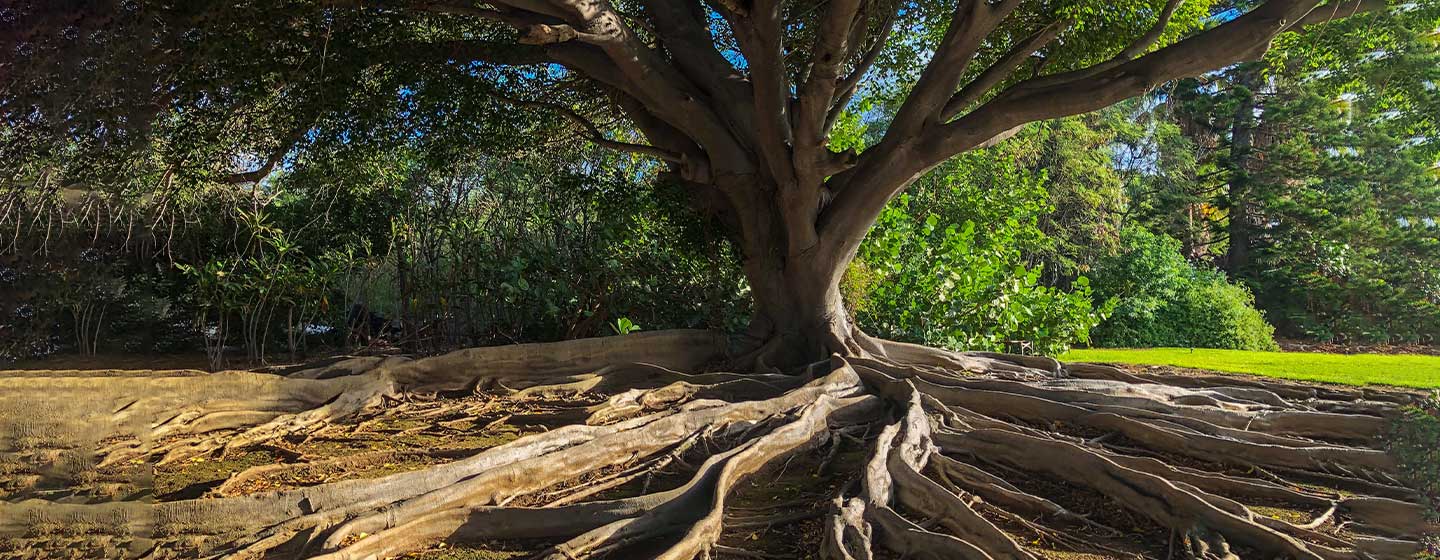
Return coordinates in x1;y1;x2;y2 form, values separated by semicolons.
794;0;864;152
937;0;1333;160
637;1;762;160
727;2;797;184
522;0;752;173
825;10;897;133
818;0;1363;275
1010;0;1184;94
637;0;747;101
939;19;1070;122
883;0;1021;141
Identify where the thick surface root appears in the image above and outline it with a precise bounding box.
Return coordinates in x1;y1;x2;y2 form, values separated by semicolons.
0;331;1432;559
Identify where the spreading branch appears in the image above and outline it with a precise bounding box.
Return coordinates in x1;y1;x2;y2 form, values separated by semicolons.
794;0;865;152
940;19;1070;122
818;0;1348;269
825;10;897;133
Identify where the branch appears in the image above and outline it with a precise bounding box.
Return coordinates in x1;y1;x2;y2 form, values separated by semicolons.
637;0;745;97
473;0;569;20
223;121;311;184
522;0;752;173
402;1;554;28
1288;0;1388;28
939;19;1070;122
495;95;682;163
936;0;1341;164
609;90;711;181
818;0;1364;274
726;1;797;183
825;10;897;133
1119;0;1186;61
392;0;752;177
795;0;865;152
882;0;1022;140
1012;0;1183;94
636;0;759;149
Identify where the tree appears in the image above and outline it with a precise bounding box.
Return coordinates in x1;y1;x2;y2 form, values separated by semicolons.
1133;7;1440;341
1;1;1431;559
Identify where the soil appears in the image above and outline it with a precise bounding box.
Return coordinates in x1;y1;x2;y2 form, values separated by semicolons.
0;337;1431;560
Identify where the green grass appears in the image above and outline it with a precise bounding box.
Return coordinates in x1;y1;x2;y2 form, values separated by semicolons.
1058;347;1440;389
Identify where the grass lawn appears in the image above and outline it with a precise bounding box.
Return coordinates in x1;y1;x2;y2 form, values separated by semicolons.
1059;347;1440;389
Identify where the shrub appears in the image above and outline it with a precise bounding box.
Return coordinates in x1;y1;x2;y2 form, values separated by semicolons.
848;197;1104;356
1092;228;1277;350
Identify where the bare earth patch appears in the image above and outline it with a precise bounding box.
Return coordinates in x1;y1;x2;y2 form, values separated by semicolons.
1;331;1434;559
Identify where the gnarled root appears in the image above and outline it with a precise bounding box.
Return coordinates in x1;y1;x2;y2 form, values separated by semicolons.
0;331;1431;560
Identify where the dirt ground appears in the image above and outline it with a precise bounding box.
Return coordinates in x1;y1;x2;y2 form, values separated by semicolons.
1;350;1433;560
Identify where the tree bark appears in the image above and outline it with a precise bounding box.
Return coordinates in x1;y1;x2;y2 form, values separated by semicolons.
723;176;879;369
741;251;864;367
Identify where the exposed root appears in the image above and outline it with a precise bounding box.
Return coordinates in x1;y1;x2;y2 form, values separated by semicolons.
1;331;1431;560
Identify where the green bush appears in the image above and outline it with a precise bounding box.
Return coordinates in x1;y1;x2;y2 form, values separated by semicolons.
1092;228;1277;350
848;196;1103;356
841;134;1110;357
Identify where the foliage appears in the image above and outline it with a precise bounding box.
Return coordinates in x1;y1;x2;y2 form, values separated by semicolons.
1091;228;1277;350
847;145;1105;355
1060;348;1440;389
611;317;641;336
1;225;193;362
175;207;344;367
1125;5;1440;343
1;126;747;363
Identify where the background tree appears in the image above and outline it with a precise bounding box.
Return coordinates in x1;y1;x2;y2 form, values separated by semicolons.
1127;7;1440;342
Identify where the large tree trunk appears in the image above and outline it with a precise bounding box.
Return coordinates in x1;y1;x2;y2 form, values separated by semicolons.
741;250;871;368
719;172;883;369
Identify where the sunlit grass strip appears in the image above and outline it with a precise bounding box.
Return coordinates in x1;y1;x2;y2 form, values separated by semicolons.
1059;347;1440;388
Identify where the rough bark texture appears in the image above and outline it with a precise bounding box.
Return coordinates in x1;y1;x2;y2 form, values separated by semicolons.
739;249;872;370
1;330;1431;559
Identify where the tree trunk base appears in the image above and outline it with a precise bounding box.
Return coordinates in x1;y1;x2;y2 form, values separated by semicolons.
0;331;1430;559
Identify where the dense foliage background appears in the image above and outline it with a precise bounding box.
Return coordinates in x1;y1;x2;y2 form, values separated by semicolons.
1;5;1436;365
